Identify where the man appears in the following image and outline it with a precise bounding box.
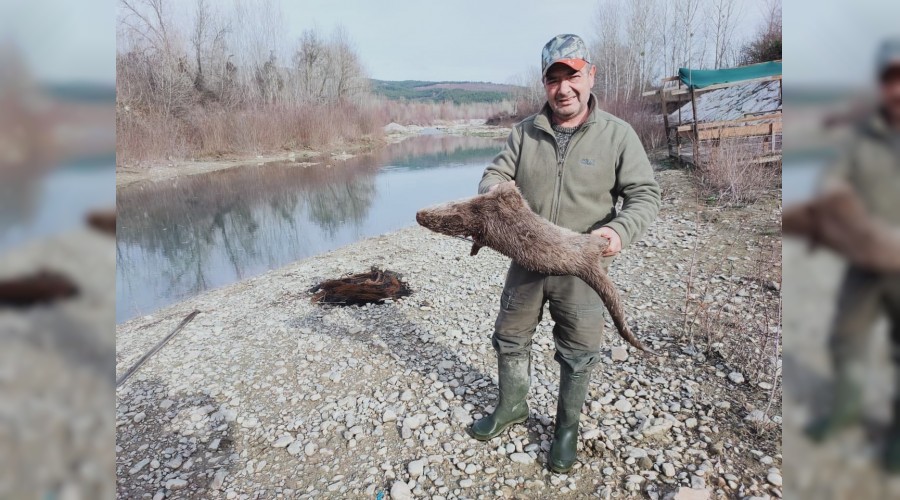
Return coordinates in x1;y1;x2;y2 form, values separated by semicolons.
806;39;900;471
468;34;660;473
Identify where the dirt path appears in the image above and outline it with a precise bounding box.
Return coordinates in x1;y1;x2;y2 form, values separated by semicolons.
115;168;782;499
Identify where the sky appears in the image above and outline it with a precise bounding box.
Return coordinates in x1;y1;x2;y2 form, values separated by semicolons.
785;0;900;88
2;0;772;86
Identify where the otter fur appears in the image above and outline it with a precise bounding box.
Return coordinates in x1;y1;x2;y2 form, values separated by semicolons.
415;181;654;354
783;185;900;272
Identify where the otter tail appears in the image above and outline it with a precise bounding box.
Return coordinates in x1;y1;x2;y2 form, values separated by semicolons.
580;268;657;355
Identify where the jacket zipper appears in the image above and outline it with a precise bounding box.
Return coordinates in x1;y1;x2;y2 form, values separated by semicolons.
551;126;588;224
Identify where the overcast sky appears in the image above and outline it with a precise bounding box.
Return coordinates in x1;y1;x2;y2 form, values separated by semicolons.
785;0;900;88
0;0;781;85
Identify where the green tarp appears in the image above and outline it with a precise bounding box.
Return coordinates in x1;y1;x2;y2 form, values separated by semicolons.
678;61;781;90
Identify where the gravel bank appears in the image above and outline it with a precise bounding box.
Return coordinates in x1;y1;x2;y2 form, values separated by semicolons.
115;169;782;499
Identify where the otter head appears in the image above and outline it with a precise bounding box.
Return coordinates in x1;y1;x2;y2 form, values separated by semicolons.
416;181;524;240
416;196;484;239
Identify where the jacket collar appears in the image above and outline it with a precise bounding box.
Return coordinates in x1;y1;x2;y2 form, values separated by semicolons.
534;93;599;135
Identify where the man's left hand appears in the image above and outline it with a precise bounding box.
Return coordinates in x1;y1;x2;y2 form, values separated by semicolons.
591;227;622;257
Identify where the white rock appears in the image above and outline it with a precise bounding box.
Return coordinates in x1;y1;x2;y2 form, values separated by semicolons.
286;440;304;456
767;472;782;486
390;480;412;500
133;412;146;423
165;478;187;490
305;442;318;456
727;372;745;384
663;462;676;477
611;346;629;361
129;458;150;475
509;452;533;464
272;435;294;448
615;399;633;413
451;406;472;425
210;470;227;490
383;409;398;423
745;409;768;424
407;459;426;478
405;414;426;430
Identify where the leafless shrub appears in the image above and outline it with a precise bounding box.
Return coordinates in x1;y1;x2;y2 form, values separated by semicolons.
694;138;779;205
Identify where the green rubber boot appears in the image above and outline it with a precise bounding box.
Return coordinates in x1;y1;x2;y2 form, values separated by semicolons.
468;352;531;441
805;373;863;443
549;363;592;474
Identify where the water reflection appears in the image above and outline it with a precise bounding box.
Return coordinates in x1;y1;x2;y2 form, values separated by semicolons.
116;135;504;322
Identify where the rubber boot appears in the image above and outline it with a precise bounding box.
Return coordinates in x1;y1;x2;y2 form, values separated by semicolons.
468;352;531;441
549;363;592;473
805;371;863;443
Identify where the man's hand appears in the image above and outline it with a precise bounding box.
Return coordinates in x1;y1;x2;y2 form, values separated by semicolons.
591;226;622;257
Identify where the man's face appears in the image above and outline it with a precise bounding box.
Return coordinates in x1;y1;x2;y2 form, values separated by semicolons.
881;66;900;124
543;63;595;122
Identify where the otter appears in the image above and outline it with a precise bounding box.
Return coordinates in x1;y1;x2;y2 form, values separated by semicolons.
0;269;79;307
86;208;116;236
783;185;900;272
416;181;654;354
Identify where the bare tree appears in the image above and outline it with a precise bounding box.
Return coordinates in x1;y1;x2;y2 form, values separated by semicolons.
709;0;743;69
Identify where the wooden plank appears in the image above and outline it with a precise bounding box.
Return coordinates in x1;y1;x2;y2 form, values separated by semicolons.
673;112;783;133
690;88;700;165
697;123;780;140
660;90;673;157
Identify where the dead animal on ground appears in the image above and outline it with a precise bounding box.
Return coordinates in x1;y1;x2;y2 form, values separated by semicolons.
309;267;412;306
0;269;79;308
783;184;900;272
416;181;655;354
86;208;116;236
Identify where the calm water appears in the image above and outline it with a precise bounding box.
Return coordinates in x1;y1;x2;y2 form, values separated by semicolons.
116;135;504;323
0;162;116;252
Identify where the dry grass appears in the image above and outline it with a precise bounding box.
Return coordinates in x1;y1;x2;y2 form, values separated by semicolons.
117;101;384;165
694;138;780;206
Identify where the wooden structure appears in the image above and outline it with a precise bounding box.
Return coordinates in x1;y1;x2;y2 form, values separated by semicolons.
643;63;782;167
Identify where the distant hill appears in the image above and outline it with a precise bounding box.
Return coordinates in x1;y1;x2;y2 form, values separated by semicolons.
370;80;521;104
42;82;116;103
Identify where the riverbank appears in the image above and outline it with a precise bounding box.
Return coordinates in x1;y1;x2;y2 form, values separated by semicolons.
115;168;782;499
115;121;511;189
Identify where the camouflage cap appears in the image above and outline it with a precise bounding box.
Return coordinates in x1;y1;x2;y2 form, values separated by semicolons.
877;38;900;77
542;34;591;76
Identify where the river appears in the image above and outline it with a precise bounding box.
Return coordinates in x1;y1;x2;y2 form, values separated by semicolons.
115;135;504;323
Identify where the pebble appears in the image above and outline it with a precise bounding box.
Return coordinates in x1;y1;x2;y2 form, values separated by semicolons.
767;471;783;486
129;458;150;475
210;470;227;490
272;435;294;448
728;372;745;384
390;480;412;500
615;399;633;413
509;453;533;465
611;346;629;361
133;412;146;423
663;462;676;477
408;459;426;478
165;478;187;490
